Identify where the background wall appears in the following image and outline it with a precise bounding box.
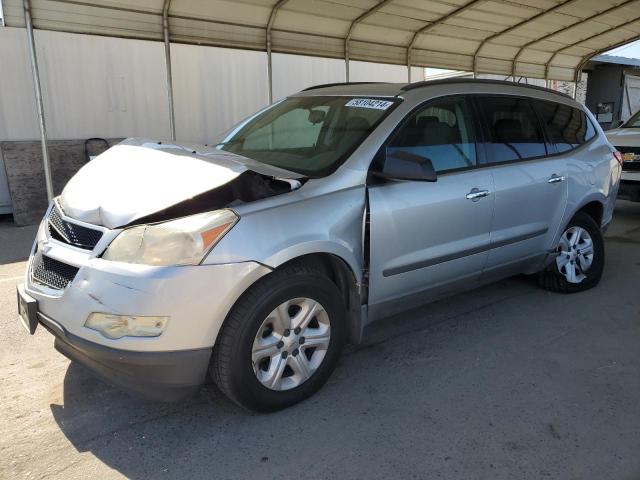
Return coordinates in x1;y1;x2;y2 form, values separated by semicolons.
0;27;425;214
0;27;425;143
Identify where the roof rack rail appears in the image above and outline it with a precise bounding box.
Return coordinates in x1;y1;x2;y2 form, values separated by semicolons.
400;78;573;100
302;82;389;92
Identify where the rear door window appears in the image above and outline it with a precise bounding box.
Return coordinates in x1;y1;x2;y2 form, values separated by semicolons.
387;96;477;173
533;100;595;153
476;96;547;163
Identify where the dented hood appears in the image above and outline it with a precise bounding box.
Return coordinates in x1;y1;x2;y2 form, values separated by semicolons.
59;138;300;229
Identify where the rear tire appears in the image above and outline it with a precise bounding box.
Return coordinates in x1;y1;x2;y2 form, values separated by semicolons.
539;212;605;294
210;263;346;412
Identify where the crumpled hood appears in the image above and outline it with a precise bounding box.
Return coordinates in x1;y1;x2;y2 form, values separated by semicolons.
59;138;298;229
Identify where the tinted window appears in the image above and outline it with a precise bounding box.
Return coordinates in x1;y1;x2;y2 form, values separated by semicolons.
534;100;595;153
477;96;547;162
388;97;477;172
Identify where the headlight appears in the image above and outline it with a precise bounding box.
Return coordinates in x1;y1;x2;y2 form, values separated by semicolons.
85;313;168;339
103;209;238;266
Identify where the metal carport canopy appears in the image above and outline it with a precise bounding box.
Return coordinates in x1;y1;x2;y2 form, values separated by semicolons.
4;0;640;82
3;0;640;202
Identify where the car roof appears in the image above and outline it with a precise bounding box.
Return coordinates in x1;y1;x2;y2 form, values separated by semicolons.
293;78;573;102
294;82;405;98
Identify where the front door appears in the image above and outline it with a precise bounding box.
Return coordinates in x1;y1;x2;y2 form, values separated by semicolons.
367;96;494;319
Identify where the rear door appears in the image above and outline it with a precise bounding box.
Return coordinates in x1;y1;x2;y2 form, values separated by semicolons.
368;96;494;315
475;95;568;276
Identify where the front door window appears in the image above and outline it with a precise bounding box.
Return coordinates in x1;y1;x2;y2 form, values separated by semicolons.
387;97;477;173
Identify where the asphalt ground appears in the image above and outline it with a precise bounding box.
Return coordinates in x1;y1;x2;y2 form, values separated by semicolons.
1;202;639;479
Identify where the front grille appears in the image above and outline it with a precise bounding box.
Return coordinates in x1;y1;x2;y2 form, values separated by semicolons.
48;204;103;250
31;253;79;290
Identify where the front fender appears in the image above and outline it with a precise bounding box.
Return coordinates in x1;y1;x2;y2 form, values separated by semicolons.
204;185;366;283
261;240;363;283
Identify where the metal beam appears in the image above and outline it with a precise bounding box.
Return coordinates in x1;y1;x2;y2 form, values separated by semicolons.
162;0;176;141
266;0;290;103
344;0;393;83
545;8;640;79
472;0;575;76
406;0;484;82
511;0;638;79
574;30;640;84
23;0;53;201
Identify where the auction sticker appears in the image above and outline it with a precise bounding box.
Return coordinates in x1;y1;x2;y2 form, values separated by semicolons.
345;98;394;110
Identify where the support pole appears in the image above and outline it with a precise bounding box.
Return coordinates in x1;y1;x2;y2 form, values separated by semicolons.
344;38;350;83
573;67;582;100
267;0;290;104
162;0;176;141
267;31;274;103
23;0;53;201
344;1;393;84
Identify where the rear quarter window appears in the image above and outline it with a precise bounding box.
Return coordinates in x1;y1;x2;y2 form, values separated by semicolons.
533;100;595;153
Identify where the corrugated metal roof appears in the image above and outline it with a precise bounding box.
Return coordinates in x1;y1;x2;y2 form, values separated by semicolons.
590;53;640;66
3;0;640;81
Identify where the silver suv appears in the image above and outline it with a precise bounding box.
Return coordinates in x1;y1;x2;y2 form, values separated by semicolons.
18;80;621;411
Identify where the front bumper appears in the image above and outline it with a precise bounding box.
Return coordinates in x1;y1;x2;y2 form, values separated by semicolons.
25;207;273;352
25;257;271;352
22;204;274;400
39;311;211;401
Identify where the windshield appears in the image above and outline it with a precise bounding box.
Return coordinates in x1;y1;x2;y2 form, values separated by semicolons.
216;96;400;177
622;110;640;128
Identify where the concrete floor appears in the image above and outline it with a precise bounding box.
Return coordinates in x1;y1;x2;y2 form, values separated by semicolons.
1;203;640;480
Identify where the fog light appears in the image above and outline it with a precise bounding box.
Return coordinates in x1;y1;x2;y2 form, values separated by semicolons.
85;313;168;339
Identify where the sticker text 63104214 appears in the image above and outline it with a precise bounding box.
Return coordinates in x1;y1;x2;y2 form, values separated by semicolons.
345;98;394;110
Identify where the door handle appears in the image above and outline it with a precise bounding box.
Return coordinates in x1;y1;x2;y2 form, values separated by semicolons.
548;174;566;184
466;188;490;201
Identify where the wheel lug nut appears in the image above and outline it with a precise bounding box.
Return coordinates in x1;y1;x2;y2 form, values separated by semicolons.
281;351;288;358
294;327;301;335
277;341;284;349
292;349;299;356
283;329;290;337
299;337;305;345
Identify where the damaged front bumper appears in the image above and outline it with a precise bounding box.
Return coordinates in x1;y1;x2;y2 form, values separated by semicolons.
39;311;212;401
23;218;272;400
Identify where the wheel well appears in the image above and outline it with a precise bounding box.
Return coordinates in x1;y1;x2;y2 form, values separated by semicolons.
276;254;363;343
578;201;604;227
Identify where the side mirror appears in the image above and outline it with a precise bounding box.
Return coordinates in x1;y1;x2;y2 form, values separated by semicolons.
375;150;437;182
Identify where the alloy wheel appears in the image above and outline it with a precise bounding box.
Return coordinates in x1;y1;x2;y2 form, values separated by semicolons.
556;226;594;284
252;297;331;391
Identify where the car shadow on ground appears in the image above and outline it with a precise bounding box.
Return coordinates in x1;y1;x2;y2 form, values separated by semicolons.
44;202;640;480
48;274;544;479
0;216;37;265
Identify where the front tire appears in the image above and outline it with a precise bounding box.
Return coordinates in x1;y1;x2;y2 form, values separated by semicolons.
539;212;605;293
210;263;346;412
